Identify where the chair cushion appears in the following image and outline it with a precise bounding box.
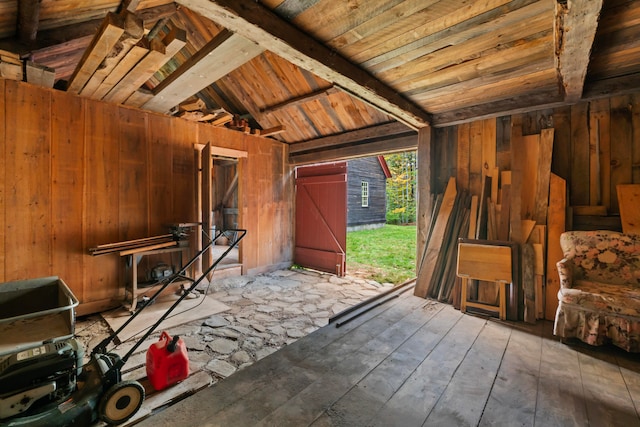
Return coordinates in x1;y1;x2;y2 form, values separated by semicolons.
559;279;640;317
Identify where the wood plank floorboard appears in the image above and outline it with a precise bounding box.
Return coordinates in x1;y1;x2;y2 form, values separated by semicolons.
617;354;640;417
578;347;639;426
248;297;444;426
478;322;543;427
535;324;590;427
137;288;425;426
424;320;511;426
140;297;640;427
370;313;486;426
318;305;462;426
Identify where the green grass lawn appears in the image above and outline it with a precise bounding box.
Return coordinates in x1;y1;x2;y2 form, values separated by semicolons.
346;224;416;284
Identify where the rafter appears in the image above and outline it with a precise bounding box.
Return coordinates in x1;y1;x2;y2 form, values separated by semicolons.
555;0;603;103
175;0;431;129
144;29;263;113
260;86;339;114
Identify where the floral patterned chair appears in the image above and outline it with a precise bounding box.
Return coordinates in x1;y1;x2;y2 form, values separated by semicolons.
554;230;640;352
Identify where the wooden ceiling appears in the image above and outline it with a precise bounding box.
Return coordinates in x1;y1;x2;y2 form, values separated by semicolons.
1;0;639;160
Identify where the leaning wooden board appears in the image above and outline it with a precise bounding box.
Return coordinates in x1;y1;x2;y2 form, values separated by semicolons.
415;177;457;298
617;184;640;234
545;174;566;321
522;244;536;324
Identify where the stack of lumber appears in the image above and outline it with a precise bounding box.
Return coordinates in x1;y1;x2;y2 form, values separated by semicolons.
223;115;286;137
416;125;559;323
66;11;186;106
0;50;23;81
415;177;471;303
0;49;55;87
176;100;234;125
89;234;178;256
475;127;557;322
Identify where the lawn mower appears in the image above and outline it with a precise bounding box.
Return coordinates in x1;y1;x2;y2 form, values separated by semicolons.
0;229;245;426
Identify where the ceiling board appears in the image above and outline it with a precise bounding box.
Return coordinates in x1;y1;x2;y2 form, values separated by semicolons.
176;0;432;129
0;0;638;157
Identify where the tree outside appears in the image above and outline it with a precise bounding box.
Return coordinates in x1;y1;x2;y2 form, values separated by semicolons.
384;151;417;225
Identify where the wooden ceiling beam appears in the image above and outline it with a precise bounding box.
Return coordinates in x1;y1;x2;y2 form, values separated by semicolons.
290;134;418;166
175;0;432;129
433;75;640;128
583;74;640;100
289;121;414;154
144;29;263;113
432;89;565;127
555;0;603;103
18;0;42;44
260;86;339;114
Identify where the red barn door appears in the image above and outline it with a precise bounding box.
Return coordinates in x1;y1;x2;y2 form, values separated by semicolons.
295;163;347;276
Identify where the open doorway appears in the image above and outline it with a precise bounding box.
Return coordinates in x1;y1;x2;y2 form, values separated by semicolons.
293;154;417;284
210;156;239;263
345;153;417;285
196;143;247;278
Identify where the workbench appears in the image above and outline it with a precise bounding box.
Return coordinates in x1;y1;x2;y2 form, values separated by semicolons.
122;245;191;312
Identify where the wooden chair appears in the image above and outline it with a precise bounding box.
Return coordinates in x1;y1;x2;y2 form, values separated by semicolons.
457;241;513;320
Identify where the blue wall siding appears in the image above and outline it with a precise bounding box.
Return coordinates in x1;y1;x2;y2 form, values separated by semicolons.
347;157;387;227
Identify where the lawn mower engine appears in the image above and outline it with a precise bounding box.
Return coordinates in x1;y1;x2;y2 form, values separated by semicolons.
0;339;83;421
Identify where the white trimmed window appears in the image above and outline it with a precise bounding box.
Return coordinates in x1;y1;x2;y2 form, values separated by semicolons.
361;181;369;207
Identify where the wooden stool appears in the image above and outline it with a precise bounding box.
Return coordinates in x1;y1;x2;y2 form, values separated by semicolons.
457;241;513;320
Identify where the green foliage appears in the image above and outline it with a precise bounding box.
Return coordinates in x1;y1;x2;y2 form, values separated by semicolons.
384;152;417;225
347;224;416;284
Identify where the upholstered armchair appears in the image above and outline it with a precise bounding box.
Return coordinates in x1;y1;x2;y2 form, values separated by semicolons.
554;230;640;352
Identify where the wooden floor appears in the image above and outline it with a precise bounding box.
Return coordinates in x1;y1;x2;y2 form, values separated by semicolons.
138;288;640;427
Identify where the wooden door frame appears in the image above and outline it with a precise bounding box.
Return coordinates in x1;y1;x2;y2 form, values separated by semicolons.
194;143;247;276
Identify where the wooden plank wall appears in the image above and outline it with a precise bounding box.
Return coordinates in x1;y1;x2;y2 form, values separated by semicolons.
0;80;293;315
436;94;640;218
430;93;640;319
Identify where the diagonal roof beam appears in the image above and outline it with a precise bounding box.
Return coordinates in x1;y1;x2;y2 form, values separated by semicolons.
176;0;431;129
260;85;339;114
144;29;263;113
555;0;603;103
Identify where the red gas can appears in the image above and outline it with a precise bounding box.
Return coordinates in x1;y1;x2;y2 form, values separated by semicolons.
146;331;189;391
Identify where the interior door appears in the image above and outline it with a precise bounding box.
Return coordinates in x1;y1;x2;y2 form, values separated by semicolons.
295;162;347;276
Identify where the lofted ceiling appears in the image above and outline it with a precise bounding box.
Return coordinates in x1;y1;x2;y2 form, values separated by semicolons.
0;0;639;161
